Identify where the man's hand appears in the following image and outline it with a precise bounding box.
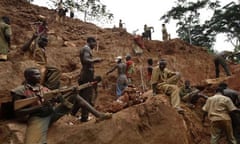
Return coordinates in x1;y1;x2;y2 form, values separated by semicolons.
31;32;38;40
94;58;103;63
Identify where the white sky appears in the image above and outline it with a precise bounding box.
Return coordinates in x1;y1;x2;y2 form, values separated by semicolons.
33;0;238;52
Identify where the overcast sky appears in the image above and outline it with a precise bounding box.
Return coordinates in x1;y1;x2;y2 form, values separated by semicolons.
33;0;238;52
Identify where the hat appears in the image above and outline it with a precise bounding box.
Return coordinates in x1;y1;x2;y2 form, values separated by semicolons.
115;56;122;62
38;15;46;21
125;54;131;60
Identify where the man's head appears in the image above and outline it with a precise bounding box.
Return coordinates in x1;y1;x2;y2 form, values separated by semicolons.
158;59;167;71
24;67;41;85
125;54;131;61
115;56;122;63
215;82;228;94
218;82;228;89
87;37;97;49
147;58;153;65
162;24;165;27
38;36;48;48
2;16;10;25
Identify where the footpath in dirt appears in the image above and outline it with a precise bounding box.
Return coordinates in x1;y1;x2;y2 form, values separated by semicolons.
1;0;240;144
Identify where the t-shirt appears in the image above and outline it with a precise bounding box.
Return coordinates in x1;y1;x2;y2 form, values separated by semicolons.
202;93;237;121
126;60;134;78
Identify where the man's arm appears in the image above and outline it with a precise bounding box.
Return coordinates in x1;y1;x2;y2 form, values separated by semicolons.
21;33;38;52
15;105;42;117
83;50;102;64
106;65;117;75
202;111;207;123
202;99;209;123
4;25;11;47
33;48;47;65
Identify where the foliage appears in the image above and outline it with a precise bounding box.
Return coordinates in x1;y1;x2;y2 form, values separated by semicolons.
207;2;240;51
49;0;114;24
160;0;240;51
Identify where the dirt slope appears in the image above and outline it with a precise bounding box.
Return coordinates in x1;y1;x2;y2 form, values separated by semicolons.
0;0;240;144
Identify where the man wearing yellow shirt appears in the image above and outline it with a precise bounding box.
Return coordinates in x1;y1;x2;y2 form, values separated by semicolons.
151;59;183;112
202;86;238;144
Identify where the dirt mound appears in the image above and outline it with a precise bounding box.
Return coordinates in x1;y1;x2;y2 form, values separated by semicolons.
47;95;190;144
0;0;240;144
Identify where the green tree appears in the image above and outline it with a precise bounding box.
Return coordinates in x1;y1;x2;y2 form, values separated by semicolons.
206;2;240;51
161;0;220;50
49;0;113;23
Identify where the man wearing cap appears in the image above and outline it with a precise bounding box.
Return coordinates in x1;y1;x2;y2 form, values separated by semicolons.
151;59;183;112
106;56;128;97
0;16;12;61
71;37;102;122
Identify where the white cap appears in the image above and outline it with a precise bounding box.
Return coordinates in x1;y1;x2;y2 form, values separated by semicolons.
115;56;122;62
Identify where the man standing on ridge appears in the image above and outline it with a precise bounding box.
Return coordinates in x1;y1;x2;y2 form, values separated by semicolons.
214;51;231;78
162;23;169;41
143;24;154;40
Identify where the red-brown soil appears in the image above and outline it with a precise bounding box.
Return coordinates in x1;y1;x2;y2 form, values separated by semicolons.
0;0;240;144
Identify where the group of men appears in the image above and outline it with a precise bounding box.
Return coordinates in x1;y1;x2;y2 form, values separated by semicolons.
106;54;135;98
0;7;238;144
0;12;112;143
142;24;154;40
56;1;74;24
149;57;240;144
202;82;240;144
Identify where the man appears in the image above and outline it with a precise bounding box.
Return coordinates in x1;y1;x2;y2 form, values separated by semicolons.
21;33;61;90
56;2;67;24
11;67;111;144
219;82;240;107
125;54;134;84
143;24;154;40
151;59;183;112
0;16;12;61
106;56;128;97
31;15;48;38
21;33;48;65
218;82;240;143
214;51;231;78
72;37;102;122
162;24;168;41
202;85;238;144
179;80;208;108
70;6;74;18
146;58;153;88
119;19;125;29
